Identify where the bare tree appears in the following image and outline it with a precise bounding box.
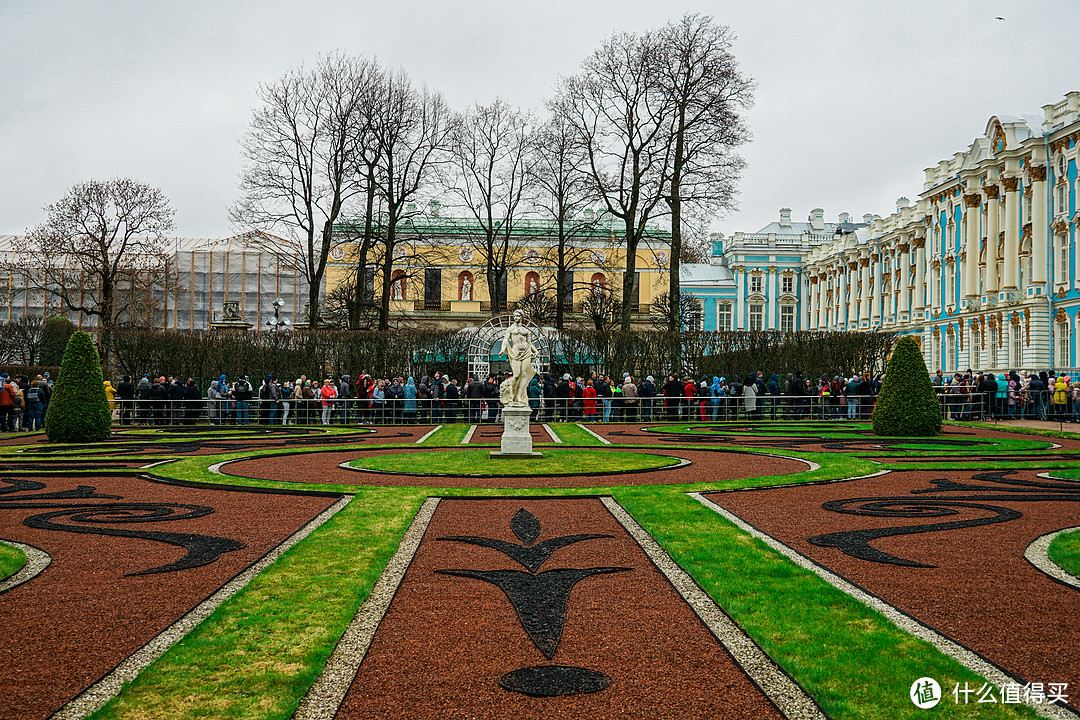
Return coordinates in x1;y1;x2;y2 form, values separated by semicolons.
368;70;455;330
446;98;533;314
528;116;602;329
0;316;45;365
232;53;381;328
555;31;674;332
658;14;753;330
15;178;174;372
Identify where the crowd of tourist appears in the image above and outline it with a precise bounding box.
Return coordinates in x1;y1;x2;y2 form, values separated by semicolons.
2;366;1077;431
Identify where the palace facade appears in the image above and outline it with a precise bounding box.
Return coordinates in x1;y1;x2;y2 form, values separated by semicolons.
682;91;1080;375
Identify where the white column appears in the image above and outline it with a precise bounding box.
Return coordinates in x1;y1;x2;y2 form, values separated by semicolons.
836;266;846;328
735;267;745;330
964;194;981;301
914;240;926;315
899;245;910;319
859;259;870;325
1031;166;1048;287
847;262;858;328
818;273;828;328
871;254;882;324
984;186;999;296
767;269;777;330
1002;176;1020;291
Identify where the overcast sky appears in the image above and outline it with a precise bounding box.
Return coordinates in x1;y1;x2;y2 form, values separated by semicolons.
2;0;1077;240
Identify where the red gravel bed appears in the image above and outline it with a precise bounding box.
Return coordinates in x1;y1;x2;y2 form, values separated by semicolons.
705;469;1080;705
0;473;339;719
336;496;786;719
221;447;807;488
468;424;550;445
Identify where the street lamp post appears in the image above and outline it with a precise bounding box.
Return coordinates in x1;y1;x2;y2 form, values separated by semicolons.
266;297;291;332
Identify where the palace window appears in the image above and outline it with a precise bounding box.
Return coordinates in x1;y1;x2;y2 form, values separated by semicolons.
970;328;981;369
717;302;732;331
932;333;942;372
1056;320;1071;369
946;328;956;371
988;328;998;368
1011;323;1023;366
749;275;763;294
780;305;795;333
781;275;794;294
946;265;956;304
749;303;764;331
1056;183;1066;216
1057;234;1069;285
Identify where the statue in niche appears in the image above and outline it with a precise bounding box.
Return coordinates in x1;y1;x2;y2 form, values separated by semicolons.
392;278;405;301
461;275;472;301
528;277;539;296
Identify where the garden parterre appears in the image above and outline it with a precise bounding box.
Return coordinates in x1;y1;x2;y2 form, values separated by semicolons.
0;420;1075;720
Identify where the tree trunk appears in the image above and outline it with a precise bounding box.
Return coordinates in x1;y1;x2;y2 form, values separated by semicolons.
351;168;377;329
620;220;639;332
378;209;397;331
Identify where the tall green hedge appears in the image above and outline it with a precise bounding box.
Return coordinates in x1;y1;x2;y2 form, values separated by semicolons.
40;317;76;366
872;336;941;437
45;331;112;442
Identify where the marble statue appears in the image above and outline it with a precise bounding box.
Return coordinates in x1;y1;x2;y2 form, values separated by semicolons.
501;309;537;407
461;276;472;301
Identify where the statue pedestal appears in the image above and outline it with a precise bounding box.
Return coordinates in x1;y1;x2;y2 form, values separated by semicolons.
489;406;542;459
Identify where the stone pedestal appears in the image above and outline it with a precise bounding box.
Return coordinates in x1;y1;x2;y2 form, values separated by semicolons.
489;406;542;459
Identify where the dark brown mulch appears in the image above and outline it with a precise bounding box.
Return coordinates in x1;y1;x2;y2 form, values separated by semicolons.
336;496;786;719
0;473;340;720
222;447;806;489
705;468;1080;709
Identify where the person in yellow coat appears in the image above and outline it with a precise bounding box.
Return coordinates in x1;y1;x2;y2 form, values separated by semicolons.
1053;375;1068;421
103;380;117;417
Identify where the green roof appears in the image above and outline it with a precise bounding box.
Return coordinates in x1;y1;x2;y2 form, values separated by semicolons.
333;214;670;239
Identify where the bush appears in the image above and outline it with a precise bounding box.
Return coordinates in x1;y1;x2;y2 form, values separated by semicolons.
45;331;112;442
40;317;76;366
872;336;941;437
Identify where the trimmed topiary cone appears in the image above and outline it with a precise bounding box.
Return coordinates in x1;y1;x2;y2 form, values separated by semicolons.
45;331;112;442
872;335;942;437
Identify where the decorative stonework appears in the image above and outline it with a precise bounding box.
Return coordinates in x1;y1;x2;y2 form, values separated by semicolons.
1029;165;1047;182
1002;177;1020;192
983;185;1000;200
1010;312;1020;327
1056;308;1069;323
964;194;981;208
1056;287;1068;299
912;236;926;249
1022;224;1032;241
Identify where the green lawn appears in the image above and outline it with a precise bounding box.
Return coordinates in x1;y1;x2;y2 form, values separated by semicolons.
348;446;680;476
0;541;26;582
1048;527;1080;579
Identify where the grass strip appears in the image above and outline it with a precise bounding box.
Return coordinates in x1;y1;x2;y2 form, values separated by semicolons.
1048;528;1080;579
0;541;26;582
89;489;426;720
614;489;1039;720
417;424;470;445
349;446;678;476
549;422;605;445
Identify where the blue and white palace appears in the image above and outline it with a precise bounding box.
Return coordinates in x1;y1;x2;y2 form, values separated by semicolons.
683;91;1080;376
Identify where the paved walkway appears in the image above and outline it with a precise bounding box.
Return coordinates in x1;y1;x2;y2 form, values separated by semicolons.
968;418;1080;434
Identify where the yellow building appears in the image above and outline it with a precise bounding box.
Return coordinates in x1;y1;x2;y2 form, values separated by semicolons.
328;211;673;328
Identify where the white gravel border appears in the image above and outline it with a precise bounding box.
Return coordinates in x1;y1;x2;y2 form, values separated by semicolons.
415;425;443;444
601;496;826;720
1024;526;1080;591
293;496;440;720
690;492;1080;720
576;423;611;444
50;494;354;720
542;423;562;443
0;539;51;594
461;424;477;444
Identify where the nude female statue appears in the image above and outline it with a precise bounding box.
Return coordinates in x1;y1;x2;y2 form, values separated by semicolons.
501;309;538;407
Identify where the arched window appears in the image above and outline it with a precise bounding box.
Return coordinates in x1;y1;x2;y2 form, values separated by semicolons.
457;271;474;301
970;326;980;369
590;272;607;299
1010;320;1023;367
391;270;407;301
524;271;540;297
1056;319;1071;370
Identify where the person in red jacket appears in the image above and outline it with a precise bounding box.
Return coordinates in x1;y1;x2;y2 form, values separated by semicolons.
319;379;338;425
0;373;14;433
582;379;598;421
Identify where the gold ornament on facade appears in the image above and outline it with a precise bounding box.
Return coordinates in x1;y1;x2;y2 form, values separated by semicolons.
1052;219;1068;233
1056;287;1067;299
1025;311;1031;346
859;257;870;267
1002;177;1020;192
1022;224;1032;241
933;326;941;338
984;185;1000;200
1056;308;1069;323
1010;312;1020;327
988;314;997;330
912;236;926;248
1029;165;1047;182
964;194;981;208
